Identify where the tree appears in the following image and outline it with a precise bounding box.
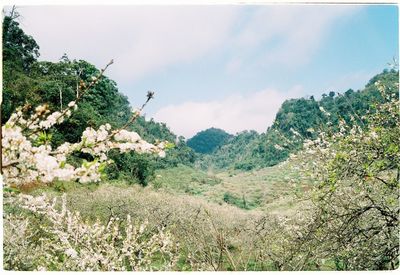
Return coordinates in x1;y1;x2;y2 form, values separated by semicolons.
292;79;399;270
3;7;40;72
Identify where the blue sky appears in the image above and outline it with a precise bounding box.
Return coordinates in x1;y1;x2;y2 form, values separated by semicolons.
13;4;399;138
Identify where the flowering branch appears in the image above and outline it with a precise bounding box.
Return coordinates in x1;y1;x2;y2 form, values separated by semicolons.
2;61;166;187
4;193;178;271
101;90;155;144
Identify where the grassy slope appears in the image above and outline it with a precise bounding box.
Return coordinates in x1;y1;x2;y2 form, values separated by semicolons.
27;156;316;231
21;158;321;271
26;157;313;228
152;159;314;215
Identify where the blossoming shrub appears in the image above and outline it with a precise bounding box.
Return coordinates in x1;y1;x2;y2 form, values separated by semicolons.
289;80;399;270
50;182;313;271
3;108;166;186
3;192;178;271
2;62;175;271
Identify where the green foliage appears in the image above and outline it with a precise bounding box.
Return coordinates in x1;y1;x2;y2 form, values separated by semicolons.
3;12;39;72
199;130;260;170
202;69;399;171
152;164;221;194
233;161;255;171
33;131;53;146
2;13;196;185
222;192;260;210
106;151;155;186
187;127;232;154
274;97;322;138
292;82;399;270
153;137;196;169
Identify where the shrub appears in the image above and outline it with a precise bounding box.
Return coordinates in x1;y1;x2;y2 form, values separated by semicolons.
3;192;178;271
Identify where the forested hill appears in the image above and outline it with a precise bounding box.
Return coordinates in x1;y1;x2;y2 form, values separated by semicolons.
2;14;196;185
200;69;399;171
187;127;232;154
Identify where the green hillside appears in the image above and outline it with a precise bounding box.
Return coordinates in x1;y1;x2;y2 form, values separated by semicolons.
202;69;398;171
187;127;232;154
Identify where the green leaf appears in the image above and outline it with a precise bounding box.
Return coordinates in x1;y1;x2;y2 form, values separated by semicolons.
165;141;175;150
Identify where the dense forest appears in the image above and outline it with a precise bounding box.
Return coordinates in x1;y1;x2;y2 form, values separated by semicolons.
2;9;399;272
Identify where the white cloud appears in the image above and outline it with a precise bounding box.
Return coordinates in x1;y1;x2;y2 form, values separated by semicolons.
225;57;242;74
230;5;361;69
17;6;238;83
11;5;365;139
15;5;360;86
152;86;304;138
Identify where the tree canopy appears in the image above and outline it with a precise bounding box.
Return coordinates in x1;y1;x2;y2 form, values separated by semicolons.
202;69;399;171
187;127;232;154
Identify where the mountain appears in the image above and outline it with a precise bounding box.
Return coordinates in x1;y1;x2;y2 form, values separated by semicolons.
201;69;399;171
187;127;233;154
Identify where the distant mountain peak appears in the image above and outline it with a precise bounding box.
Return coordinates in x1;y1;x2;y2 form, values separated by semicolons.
187;128;233;154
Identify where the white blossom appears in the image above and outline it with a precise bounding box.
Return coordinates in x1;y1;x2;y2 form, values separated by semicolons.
3;99;166;187
65;248;78;259
4;194;178;271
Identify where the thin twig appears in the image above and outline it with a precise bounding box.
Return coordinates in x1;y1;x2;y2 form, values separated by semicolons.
26;59;114;135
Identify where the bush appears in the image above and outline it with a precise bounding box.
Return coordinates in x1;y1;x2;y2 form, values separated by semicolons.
106;151;155;186
3;193;178;271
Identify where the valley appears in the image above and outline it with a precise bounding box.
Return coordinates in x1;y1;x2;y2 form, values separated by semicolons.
2;7;398;271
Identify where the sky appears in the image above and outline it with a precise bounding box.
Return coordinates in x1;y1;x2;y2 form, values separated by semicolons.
8;4;399;138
